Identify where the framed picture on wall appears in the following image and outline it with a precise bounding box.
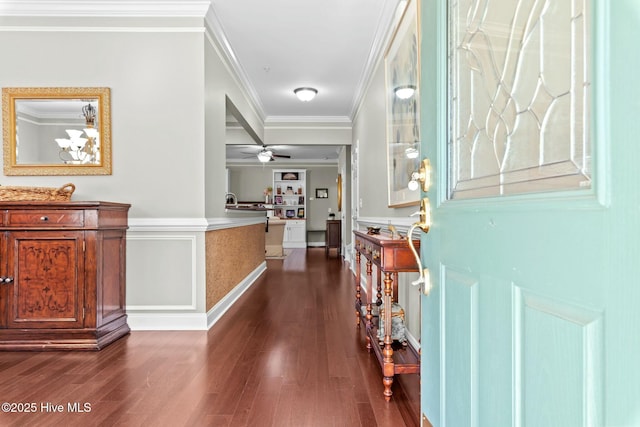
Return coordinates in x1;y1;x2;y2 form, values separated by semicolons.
385;0;421;207
316;188;328;198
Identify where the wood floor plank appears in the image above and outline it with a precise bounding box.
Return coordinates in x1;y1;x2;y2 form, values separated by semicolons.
0;248;420;426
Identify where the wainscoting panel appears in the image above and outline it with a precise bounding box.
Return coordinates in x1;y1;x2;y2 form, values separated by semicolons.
513;287;604;427
441;267;479;427
127;234;197;310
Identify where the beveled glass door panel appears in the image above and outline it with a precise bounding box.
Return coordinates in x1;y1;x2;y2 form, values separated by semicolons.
448;0;591;199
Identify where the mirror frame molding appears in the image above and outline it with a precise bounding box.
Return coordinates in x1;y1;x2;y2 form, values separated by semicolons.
2;87;112;176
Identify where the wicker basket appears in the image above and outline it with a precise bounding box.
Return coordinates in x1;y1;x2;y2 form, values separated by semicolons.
0;183;76;202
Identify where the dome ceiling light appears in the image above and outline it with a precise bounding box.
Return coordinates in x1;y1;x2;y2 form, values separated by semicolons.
294;87;318;102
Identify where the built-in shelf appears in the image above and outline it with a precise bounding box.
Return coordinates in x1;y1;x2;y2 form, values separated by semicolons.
273;169;306;247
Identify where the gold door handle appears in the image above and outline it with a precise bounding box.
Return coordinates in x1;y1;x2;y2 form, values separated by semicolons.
407;157;433;295
408;199;432;295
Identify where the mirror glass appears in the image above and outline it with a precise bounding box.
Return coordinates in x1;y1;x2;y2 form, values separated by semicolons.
2;87;111;175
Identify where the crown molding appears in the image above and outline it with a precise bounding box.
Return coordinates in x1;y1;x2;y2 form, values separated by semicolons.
0;0;211;17
264;115;352;125
204;4;267;121
349;0;402;120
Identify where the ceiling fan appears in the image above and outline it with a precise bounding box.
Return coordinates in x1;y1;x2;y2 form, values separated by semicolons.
255;146;291;162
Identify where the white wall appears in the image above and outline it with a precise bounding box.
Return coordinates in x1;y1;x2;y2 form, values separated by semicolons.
265;126;351;146
306;166;339;231
227;163;339;229
228;165;273;201
204;14;265;218
0;22;207;218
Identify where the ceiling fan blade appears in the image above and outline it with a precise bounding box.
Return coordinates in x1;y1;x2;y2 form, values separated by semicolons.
272;154;291;158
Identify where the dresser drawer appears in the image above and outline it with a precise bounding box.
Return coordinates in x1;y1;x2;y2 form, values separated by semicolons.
6;210;84;227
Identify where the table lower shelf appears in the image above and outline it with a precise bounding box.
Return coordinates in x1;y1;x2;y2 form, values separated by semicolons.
356;301;420;375
360;315;420;375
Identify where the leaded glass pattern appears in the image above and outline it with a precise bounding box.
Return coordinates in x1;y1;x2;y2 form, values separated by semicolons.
448;0;591;199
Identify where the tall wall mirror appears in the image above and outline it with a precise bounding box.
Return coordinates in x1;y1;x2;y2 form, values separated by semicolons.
2;87;112;175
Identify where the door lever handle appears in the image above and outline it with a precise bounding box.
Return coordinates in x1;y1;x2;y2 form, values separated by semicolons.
408;197;432;295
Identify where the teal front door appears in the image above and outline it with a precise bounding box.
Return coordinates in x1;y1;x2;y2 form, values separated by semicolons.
419;0;640;425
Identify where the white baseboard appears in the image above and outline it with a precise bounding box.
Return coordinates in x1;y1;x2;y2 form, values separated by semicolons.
283;242;307;248
127;312;208;330
206;261;267;328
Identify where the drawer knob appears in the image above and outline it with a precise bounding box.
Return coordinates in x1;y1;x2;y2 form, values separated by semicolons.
0;277;13;284
40;216;49;222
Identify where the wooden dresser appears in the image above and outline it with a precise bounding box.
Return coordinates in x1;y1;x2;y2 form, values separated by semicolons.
0;201;130;350
353;230;420;401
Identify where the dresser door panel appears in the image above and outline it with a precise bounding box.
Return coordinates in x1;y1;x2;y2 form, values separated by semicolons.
96;230;127;327
7;231;85;329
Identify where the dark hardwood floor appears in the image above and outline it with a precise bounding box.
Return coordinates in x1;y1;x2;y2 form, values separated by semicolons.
0;248;420;427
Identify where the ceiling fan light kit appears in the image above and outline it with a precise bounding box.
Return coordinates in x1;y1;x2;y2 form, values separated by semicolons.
257;150;272;163
294;87;318;102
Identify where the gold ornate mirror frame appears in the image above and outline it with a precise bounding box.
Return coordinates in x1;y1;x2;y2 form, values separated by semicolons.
2;87;112;175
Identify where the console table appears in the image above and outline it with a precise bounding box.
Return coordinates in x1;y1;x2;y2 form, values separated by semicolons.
353;230;420;401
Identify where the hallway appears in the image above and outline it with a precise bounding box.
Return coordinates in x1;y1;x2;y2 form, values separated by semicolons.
0;248;419;427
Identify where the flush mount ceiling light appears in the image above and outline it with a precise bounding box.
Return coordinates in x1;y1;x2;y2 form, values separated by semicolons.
394;85;416;100
294;87;318;102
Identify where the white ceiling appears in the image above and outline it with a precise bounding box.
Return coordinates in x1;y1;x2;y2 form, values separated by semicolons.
212;0;404;162
211;0;400;122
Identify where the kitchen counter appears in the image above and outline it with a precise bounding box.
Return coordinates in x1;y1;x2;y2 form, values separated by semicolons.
226;204;270;211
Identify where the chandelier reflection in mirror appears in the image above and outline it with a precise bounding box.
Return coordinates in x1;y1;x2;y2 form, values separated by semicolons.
54;102;100;164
